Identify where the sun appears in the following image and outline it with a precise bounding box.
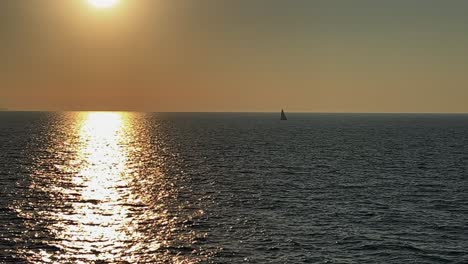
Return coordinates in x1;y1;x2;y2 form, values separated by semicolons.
88;0;120;9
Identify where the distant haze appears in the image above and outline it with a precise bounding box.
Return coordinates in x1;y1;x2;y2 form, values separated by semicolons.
1;0;468;112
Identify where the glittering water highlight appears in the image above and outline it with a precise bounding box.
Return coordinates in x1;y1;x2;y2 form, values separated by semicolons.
1;112;467;263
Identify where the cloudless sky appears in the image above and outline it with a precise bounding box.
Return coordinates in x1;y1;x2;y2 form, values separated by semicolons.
1;0;468;112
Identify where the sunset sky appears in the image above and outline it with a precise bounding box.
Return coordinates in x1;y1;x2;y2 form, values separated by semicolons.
1;0;468;112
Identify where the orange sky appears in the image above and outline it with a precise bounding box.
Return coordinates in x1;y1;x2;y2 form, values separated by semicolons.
1;0;468;112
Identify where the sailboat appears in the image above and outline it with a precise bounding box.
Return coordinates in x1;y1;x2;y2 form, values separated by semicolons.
281;109;287;120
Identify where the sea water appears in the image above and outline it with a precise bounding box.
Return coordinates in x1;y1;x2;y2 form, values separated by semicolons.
0;112;467;263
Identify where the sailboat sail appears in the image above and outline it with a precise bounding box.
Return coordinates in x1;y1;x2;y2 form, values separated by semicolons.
281;109;287;120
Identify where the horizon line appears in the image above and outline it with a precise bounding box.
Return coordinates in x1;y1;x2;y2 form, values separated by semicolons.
2;109;468;115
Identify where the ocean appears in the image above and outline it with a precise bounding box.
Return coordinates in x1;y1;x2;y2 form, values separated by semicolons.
0;112;467;263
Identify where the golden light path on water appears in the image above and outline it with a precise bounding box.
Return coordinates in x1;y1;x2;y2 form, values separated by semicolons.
58;112;139;262
19;112;206;263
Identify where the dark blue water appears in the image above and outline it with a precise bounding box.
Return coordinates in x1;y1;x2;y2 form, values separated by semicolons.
0;112;467;263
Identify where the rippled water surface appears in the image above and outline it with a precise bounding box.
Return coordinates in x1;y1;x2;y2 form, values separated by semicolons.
0;112;467;263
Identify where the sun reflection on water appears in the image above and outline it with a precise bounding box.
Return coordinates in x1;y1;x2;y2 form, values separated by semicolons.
13;112;207;263
57;112;140;262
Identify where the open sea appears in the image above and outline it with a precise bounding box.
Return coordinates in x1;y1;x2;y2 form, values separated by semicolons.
0;112;467;263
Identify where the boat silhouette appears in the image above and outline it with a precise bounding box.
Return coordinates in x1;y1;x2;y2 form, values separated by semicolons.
281;109;287;120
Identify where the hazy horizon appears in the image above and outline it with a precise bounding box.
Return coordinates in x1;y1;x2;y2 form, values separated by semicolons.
2;0;468;112
2;109;468;114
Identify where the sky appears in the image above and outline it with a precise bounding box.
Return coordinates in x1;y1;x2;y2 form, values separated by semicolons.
1;0;468;112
